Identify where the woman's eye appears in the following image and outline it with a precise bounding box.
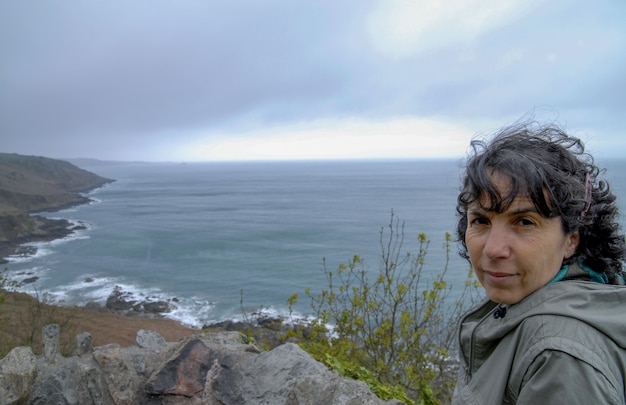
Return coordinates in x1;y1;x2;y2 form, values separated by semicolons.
518;218;535;226
470;217;489;226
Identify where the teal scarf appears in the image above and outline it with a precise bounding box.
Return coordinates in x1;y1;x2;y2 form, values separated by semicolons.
548;262;609;285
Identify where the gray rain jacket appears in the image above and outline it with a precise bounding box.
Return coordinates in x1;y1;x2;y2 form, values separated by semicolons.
452;266;626;404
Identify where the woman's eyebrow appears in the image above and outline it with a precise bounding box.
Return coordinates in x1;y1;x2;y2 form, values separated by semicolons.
508;205;538;216
467;204;538;216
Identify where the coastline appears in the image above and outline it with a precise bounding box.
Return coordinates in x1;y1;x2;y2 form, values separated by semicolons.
0;215;84;264
0;193;108;265
0;152;115;264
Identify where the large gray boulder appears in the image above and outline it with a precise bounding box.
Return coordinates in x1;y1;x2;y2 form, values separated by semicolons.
29;357;111;405
0;346;37;405
207;342;391;405
92;344;139;404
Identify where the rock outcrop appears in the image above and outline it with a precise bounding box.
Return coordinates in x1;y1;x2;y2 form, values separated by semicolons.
0;152;114;262
0;325;402;405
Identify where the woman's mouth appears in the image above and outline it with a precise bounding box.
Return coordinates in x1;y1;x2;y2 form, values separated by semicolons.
483;270;516;284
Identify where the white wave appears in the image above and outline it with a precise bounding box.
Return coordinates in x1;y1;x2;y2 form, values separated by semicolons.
226;304;310;326
5;220;91;264
4;264;300;331
109;282;164;300
5;247;47;263
86;182;113;196
166;297;217;329
47;232;91;247
4;268;317;332
56;276;121;302
52;207;79;213
4;266;50;287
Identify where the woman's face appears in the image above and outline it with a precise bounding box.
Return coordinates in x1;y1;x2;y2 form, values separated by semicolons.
465;172;579;304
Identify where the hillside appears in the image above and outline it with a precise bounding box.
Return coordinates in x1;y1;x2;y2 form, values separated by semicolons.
0;153;114;261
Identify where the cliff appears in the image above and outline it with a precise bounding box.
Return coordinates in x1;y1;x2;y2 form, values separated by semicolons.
0;326;400;405
0;153;114;262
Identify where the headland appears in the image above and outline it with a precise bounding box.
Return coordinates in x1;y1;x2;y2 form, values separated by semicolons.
0;152;114;263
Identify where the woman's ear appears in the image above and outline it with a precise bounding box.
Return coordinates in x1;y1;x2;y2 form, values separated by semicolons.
564;231;580;259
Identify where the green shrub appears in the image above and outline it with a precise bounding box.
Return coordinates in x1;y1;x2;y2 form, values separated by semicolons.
0;267;17;297
289;212;480;404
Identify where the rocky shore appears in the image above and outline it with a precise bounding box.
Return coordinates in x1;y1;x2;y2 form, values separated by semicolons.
86;284;306;350
0;152;114;263
0;215;90;264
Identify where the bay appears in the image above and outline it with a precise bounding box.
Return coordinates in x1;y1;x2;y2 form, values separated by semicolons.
5;158;626;328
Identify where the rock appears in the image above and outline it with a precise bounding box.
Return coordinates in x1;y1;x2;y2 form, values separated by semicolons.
13;246;38;257
84;301;106;312
0;346;37;405
81;365;112;405
146;338;215;397
72;331;93;356
106;286;137;311
136;330;167;352
255;315;285;330
70;223;87;231
104;287;174;317
92;344;139;405
205;316;315;350
140;300;172;314
28;357;107;405
0;328;406;405
145;332;259;400
21;276;39;284
42;323;60;364
209;343;329;404
289;373;404;405
205;319;239;330
203;342;398;405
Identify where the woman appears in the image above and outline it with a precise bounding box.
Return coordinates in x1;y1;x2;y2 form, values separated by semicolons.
452;121;626;404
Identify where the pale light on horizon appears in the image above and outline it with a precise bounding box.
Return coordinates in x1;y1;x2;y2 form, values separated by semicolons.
175;117;474;162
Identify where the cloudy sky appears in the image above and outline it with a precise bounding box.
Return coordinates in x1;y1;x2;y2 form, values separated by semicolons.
1;1;625;161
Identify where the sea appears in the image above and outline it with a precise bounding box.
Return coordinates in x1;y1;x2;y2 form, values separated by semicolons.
5;159;626;329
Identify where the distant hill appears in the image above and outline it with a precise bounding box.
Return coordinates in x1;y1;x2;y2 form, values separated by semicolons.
65;157;144;167
0;153;114;261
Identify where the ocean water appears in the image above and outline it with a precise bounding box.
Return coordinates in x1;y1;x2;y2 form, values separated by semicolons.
5;159;626;328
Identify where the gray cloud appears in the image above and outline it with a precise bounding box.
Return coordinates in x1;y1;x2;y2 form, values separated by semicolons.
1;1;625;160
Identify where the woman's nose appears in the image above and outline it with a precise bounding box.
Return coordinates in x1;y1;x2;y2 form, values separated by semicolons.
483;225;511;259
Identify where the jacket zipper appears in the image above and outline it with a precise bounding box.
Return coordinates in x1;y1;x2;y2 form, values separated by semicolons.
465;306;499;383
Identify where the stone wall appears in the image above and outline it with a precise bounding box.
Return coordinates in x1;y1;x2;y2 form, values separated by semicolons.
0;325;402;405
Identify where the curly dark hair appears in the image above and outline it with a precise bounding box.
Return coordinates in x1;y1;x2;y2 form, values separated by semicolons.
456;121;625;282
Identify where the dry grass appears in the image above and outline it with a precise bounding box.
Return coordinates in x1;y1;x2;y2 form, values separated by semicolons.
0;291;199;358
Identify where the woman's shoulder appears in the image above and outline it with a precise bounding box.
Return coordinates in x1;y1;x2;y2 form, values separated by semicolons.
518;279;626;316
514;281;626;346
506;281;626;365
509;294;626;392
517;309;616;350
507;311;626;403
